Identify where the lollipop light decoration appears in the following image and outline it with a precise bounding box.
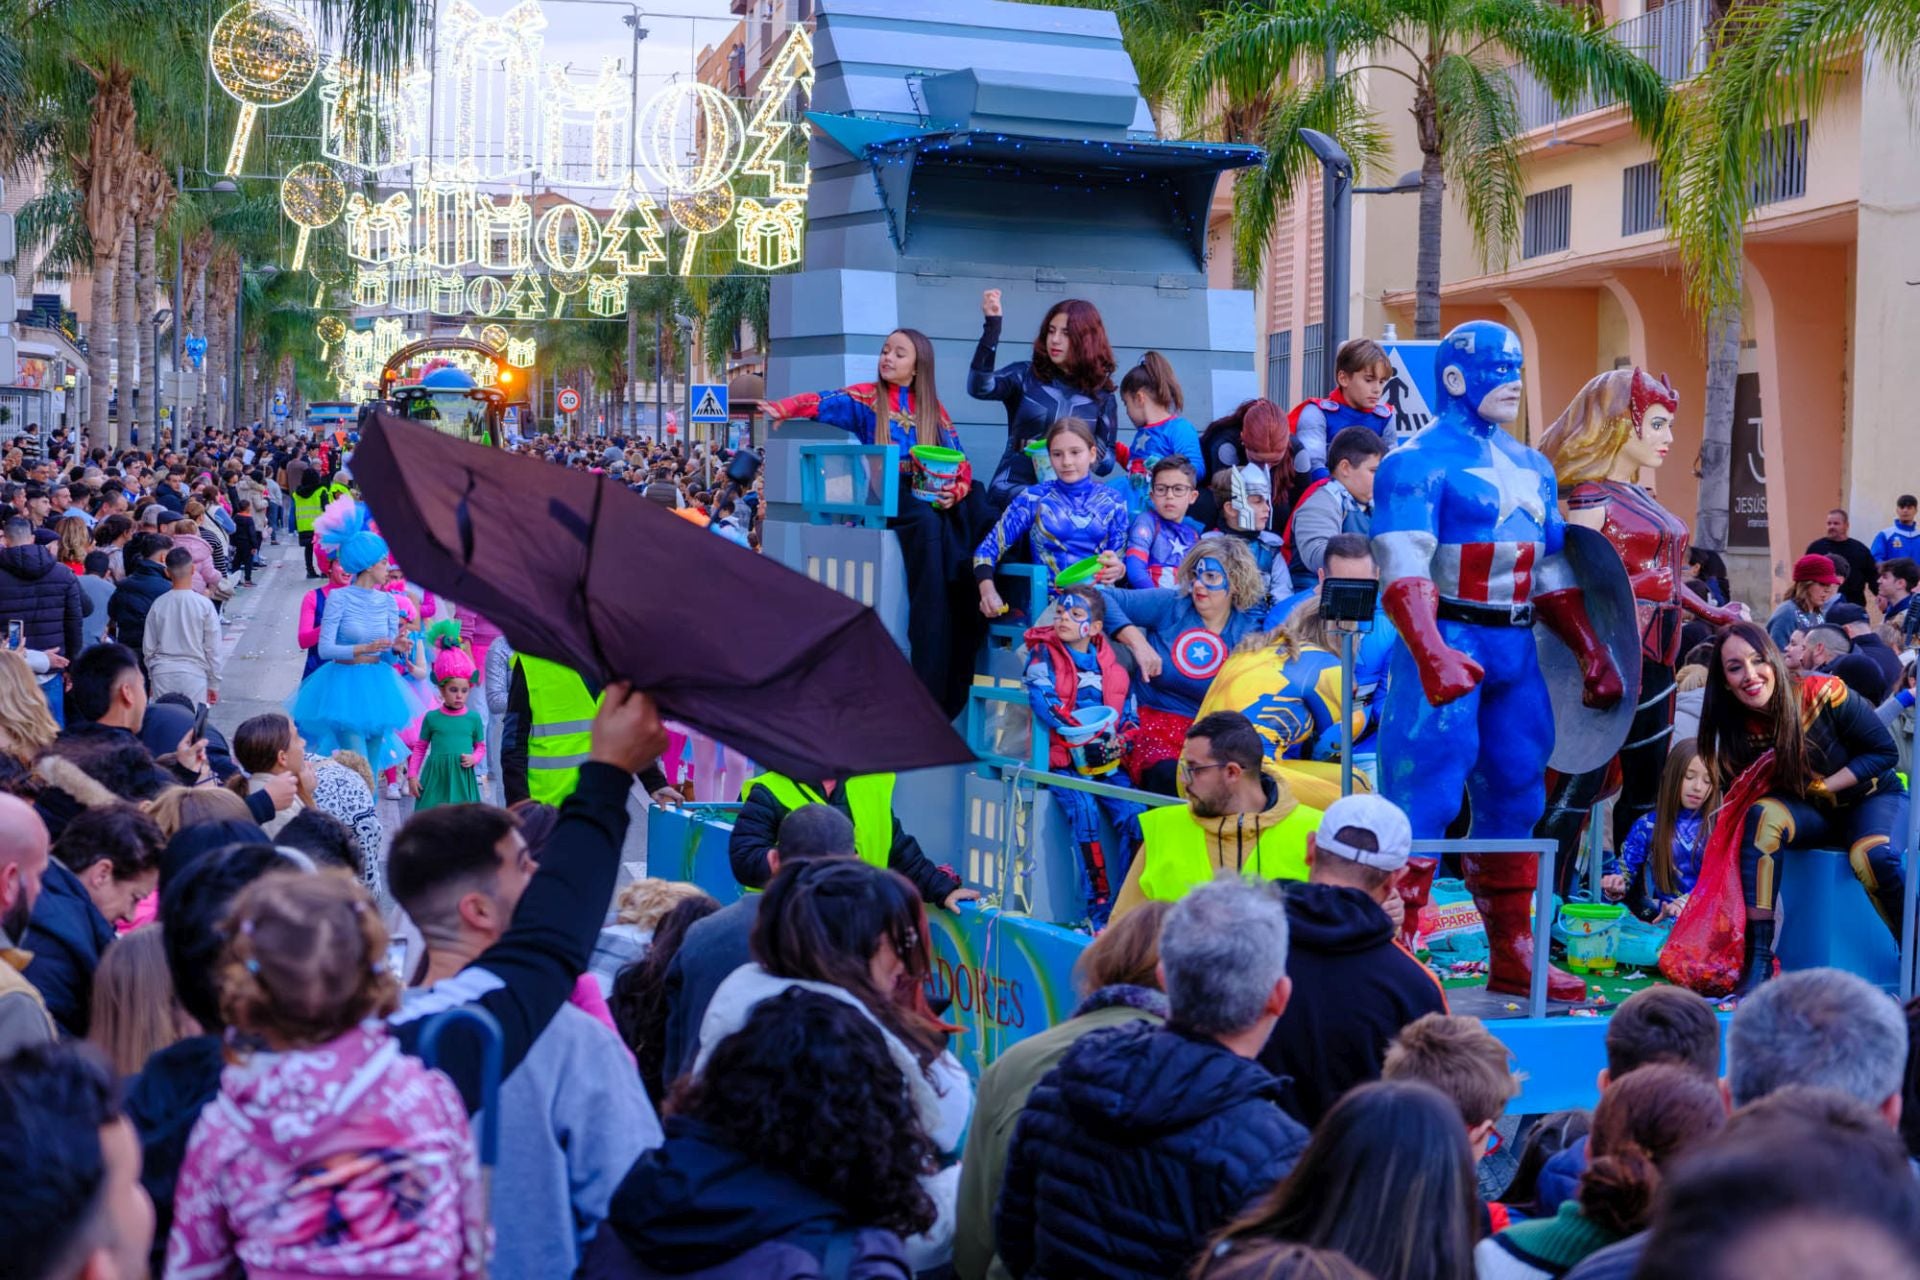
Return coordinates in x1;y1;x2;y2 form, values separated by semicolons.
210;0;320;175
279;162;346;271
669;182;734;277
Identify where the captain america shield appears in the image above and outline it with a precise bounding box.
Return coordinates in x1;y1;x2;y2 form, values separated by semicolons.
1170;628;1227;681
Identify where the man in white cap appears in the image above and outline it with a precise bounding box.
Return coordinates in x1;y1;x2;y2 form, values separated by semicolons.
1257;792;1448;1126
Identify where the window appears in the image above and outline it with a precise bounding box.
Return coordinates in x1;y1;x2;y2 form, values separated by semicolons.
1522;184;1572;258
1300;323;1325;398
1266;331;1292;406
1621;161;1664;236
1752;120;1809;206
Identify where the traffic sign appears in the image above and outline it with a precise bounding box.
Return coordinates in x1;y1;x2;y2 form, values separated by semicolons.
689;383;728;423
558;387;581;414
0;336;16;387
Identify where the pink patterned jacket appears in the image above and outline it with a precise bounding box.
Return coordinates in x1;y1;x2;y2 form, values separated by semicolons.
167;1022;488;1280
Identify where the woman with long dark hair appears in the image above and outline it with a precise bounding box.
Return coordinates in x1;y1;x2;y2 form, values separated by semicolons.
764;327;988;716
1197;1081;1477;1280
1696;619;1908;993
971;290;1119;508
611;894;722;1101
582;990;937;1278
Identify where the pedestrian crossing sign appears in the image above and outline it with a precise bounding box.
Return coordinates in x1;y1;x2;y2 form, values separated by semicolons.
689;383;729;423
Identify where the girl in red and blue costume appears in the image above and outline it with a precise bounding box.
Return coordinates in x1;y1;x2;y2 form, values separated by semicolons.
764;328;990;717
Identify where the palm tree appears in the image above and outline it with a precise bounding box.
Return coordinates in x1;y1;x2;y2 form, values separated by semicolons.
1187;0;1670;336
1661;0;1920;549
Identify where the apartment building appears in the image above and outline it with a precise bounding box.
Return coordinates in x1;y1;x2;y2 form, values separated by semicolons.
1255;0;1920;602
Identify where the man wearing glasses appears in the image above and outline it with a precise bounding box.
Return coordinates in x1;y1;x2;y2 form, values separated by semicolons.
1107;710;1320;923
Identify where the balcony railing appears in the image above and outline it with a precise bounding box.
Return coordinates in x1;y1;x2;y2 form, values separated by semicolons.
1507;0;1709;135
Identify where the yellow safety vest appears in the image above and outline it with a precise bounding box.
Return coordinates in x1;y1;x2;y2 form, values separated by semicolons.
741;772;897;871
292;487;326;532
518;654;599;806
1134;800;1320;905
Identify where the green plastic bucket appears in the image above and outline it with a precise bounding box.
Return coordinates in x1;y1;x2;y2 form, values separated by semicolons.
1558;901;1626;975
909;444;966;503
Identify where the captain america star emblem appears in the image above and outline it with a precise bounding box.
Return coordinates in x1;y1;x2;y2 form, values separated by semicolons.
1170;629;1226;680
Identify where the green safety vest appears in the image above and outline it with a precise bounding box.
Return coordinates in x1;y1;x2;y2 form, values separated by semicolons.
517;654;599;806
741;772;897;871
1135;800;1320;905
291;487;326;532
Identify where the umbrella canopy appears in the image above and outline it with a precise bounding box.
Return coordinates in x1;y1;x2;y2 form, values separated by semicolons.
351;412;974;779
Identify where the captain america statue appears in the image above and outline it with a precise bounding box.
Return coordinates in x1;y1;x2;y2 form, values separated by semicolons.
1372;321;1623;1002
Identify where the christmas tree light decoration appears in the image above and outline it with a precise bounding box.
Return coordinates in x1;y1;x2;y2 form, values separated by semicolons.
535;202;602;273
637;81;742;195
600;175;667;276
316;315;347;360
418;161;480;268
353;264;390;307
479;323;510;351
504;269;547;320
506;335;537;367
429;270;468;315
741;26;814;200
467;274;508;317
669;182;734;275
475;193;533;271
542;58;629;188
439;0;547;182
319;57;420;173
343;192;412;264
735;197;805;270
209;0;319;175
279;162;347;271
587;275;628;317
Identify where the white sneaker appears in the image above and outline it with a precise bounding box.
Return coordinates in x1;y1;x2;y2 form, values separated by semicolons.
385;782;404;800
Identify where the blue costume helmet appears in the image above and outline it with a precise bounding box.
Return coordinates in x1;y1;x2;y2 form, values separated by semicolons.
1434;321;1525;422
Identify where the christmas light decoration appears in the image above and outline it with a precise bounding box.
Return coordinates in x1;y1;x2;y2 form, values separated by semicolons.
504;269;547;320
316;315;347;359
475;193;533;271
741;26;813;200
418;160;479;268
467;274;508;317
279;162;346;271
669;182;733;276
439;0;546;182
735;196;805;270
429;270;468;316
637;81;742;195
343;192;412;264
547;268;587;317
587;275;628;317
479;323;510;351
353;264;390;307
506;335;537;368
535;202;601;273
319;57;420;173
600;175;667;276
388;250;431;312
209;0;319;175
543;58;629;187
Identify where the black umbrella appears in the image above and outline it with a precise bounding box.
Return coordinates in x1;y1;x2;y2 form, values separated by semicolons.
351;411;974;779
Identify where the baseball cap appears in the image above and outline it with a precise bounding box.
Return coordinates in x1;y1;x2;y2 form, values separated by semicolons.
1792;554;1844;586
1315;793;1413;871
1824;602;1870;627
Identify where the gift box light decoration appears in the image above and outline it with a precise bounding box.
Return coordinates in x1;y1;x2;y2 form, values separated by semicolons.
506;335;537;367
475;193;533;271
741;27;813;201
600;175;667;276
389;250;432;313
429;270;469;316
418;160;480;268
536;202;602;273
279;162;346;271
439;0;547;182
586;274;628;317
542;58;629;188
735;196;804;271
319;58;419;173
210;0;319;175
353;264;390;307
343;192;412;264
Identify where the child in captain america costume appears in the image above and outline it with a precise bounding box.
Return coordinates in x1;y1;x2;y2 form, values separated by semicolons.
1371;321;1624;1002
1288;338;1398;484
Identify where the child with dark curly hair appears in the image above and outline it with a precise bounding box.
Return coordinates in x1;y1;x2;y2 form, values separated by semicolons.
582;988;939;1279
166;870;487;1278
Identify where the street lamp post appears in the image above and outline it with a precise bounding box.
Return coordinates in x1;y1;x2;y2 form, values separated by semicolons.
1298;129;1421;392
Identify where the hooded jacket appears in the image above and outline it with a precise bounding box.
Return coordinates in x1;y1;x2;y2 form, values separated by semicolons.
996;1021;1308;1280
1109;772;1307;923
109;557;174;652
0;541;85;656
20;857;117;1037
1258;881;1448;1126
166;1022;487;1280
578;1118;913;1280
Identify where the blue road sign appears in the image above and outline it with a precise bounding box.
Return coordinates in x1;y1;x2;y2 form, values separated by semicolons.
689;383;729;423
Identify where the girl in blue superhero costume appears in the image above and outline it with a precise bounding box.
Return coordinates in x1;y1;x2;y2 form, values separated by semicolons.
1099;535;1270;794
1120;352;1205;479
970;290;1120;508
1125;457;1200;589
765;328;990;717
1602;741;1713;921
289;495;419;773
975;418;1131;617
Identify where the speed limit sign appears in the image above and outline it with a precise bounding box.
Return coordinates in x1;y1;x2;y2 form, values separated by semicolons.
558;387;581;413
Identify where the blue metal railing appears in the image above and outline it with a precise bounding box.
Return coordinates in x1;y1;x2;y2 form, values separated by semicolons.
796;441;900;527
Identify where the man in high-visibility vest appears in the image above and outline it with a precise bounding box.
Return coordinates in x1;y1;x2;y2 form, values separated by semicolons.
730;771;979;911
501;653;679;807
290;470;329;579
1108;710;1321;924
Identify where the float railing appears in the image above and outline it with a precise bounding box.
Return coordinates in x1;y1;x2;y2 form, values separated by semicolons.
796;441;899;527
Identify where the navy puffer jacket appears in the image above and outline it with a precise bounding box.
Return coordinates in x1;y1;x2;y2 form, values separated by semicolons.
0;542;85;656
996;1021;1308;1280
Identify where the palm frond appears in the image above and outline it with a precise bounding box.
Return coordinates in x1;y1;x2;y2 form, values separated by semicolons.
1234;73;1389;280
1182;0;1365;129
1432;50;1524;271
1459;0;1668;136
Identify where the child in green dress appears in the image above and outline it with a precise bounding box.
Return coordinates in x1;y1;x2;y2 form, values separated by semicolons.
407;641;484;810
